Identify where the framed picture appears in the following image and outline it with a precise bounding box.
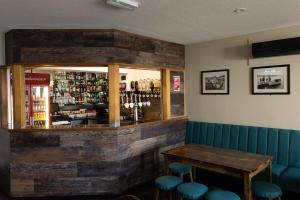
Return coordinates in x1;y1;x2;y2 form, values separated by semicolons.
200;69;229;94
252;64;290;95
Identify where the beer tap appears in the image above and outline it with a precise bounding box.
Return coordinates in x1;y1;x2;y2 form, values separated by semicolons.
138;94;143;108
129;93;134;108
124;93;129;109
133;93;139;122
120;92;124;108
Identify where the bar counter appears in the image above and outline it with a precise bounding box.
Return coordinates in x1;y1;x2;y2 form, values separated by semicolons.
0;117;187;197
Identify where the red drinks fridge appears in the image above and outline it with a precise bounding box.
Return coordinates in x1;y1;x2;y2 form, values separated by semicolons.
25;73;50;128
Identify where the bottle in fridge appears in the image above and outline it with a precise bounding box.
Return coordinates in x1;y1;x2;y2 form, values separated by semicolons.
25;73;50;128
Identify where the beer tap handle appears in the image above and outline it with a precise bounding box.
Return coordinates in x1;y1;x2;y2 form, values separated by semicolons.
121;93;124;105
134;94;138;105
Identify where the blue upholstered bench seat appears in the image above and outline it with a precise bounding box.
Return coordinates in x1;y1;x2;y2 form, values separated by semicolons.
186;121;300;194
280;167;300;192
255;163;287;184
272;164;287;178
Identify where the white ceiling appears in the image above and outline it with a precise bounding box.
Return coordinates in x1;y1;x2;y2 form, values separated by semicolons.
1;0;300;44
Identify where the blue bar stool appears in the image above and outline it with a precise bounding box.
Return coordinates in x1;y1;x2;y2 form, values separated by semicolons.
169;162;193;182
155;175;183;200
204;189;240;200
252;181;282;200
177;182;208;200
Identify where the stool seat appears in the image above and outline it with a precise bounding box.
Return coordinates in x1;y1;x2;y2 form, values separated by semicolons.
252;181;282;199
204;189;240;200
169;162;192;174
155;176;183;191
177;183;208;200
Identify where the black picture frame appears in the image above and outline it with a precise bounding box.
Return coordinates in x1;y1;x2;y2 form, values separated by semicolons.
251;64;290;95
200;69;230;95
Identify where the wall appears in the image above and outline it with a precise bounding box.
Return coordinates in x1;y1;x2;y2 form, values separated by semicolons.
186;25;300;130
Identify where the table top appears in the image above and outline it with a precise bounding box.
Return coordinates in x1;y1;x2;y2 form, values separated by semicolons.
162;144;272;173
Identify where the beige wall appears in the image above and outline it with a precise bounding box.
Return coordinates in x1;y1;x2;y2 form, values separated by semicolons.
186;25;300;129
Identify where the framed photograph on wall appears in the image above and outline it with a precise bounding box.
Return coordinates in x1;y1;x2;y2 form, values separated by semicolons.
200;69;229;94
252;64;290;95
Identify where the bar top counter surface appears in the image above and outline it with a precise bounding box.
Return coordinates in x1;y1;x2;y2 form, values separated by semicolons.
9;119;168;132
0;117;187;197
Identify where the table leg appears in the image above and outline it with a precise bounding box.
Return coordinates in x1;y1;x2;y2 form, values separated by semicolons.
164;156;170;175
268;161;272;183
244;173;252;200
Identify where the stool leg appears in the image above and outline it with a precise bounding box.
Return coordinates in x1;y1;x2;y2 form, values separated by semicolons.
169;191;172;200
180;173;183;179
278;197;281;200
189;172;193;182
193;167;197;182
155;188;159;200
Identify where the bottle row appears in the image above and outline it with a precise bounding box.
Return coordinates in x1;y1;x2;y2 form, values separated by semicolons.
33;111;46;121
54;71;107;81
32;120;46;128
120;79;161;92
52;71;109;105
33;102;46;111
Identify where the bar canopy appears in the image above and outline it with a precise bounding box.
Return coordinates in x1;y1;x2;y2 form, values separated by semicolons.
4;29;186;129
5;29;185;68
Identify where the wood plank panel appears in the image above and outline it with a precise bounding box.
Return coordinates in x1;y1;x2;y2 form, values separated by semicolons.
5;29;185;69
0;129;10;195
108;64;120;127
162;69;170;120
12;65;25;128
11;179;34;197
8;118;187;197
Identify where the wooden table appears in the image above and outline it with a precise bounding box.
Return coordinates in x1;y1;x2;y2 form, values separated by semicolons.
162;144;272;200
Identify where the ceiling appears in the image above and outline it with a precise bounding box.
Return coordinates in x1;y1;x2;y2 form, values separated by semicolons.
1;0;300;44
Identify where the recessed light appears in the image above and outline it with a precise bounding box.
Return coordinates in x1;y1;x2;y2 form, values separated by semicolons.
233;8;247;13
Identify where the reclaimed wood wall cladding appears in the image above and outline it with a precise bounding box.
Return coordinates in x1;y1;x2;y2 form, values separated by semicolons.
5;29;185;68
8;118;186;197
0;129;10;195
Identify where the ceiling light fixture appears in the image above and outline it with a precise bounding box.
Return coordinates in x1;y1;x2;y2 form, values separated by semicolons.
107;0;139;10
233;8;247;13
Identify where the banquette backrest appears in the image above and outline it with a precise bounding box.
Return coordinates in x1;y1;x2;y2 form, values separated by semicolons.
186;121;300;168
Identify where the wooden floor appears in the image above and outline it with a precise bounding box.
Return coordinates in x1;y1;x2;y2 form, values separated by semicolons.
1;174;299;200
1;182;299;200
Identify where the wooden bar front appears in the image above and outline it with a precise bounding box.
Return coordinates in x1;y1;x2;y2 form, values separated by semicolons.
0;117;187;197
